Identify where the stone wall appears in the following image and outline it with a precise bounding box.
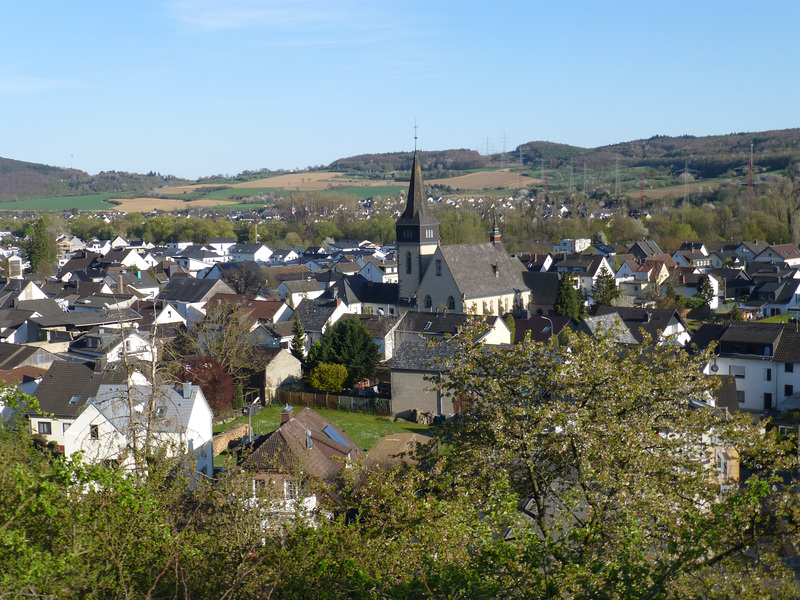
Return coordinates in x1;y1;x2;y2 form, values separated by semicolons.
212;423;249;456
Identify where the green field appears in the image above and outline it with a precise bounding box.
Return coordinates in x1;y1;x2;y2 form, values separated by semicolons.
0;193;118;211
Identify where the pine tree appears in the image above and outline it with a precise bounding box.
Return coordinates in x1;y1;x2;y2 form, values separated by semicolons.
592;268;621;306
290;314;305;362
697;274;714;306
554;273;584;320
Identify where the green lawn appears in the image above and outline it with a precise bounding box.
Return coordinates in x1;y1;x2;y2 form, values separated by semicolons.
214;404;430;452
0;193;118;211
757;312;797;323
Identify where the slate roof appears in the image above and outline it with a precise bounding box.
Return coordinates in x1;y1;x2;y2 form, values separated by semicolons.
440;242;527;299
294;297;341;333
627;240;663;259
30;307;142;329
331;275;398;306
577;314;638;345
712;375;740;414
281;279;323;294
513;314;575;344
388;337;458;372
57;251;102;279
157;277;233;304
12;299;67;316
354;314;400;339
396;311;470;336
593;306;689;345
229;243;269;254
33;362;127;418
241;407;364;480
521;271;559;305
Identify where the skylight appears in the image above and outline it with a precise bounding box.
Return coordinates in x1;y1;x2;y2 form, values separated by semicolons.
323;425;349;447
69;395;80;404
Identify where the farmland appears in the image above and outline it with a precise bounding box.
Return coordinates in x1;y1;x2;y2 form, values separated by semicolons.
0;193;119;211
107;196;239;213
428;170;540;190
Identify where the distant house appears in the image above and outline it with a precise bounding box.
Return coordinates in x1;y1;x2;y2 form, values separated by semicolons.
228;243;273;264
753;244;800;268
241;407;364;511
157;278;235;319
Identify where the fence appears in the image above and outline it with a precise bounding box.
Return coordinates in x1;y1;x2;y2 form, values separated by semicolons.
275;390;391;416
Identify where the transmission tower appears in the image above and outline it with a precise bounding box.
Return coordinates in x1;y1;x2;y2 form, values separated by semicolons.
748;142;754;196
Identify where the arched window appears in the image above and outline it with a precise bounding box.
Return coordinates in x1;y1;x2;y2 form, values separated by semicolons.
424;295;432;309
406;252;412;274
447;295;455;310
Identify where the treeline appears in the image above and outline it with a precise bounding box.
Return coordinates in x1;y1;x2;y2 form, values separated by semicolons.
328;149;486;174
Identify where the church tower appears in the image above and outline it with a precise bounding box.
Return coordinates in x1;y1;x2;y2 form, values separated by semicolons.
396;151;439;301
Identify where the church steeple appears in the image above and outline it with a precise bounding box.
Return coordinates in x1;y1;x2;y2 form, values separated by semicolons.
398;151;429;224
396;150;440;301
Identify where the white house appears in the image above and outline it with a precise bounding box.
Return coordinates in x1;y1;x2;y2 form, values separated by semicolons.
228;243;273;264
64;381;214;475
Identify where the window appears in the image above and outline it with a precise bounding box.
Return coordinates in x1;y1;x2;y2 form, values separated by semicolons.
729;365;745;379
786;385;795;398
285;479;302;499
38;421;51;435
447;296;455;310
69;395;80;405
435;259;442;276
90;424;99;440
424;295;432;309
406;252;412;274
787;363;794;373
765;393;773;411
425;228;434;239
737;391;745;403
766;368;772;381
156;406;166;418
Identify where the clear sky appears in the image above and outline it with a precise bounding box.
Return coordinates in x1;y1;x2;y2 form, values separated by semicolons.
2;1;799;180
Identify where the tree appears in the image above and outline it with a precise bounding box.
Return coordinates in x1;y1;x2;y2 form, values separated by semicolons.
697;274;714;306
290;313;306;362
591;267;621;306
176;356;235;412
554;272;584;319
167;302;266;388
219;262;266;295
25;215;58;275
316;317;381;388
306;363;347;393
414;322;800;598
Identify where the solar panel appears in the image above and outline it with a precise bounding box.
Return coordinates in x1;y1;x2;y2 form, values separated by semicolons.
323;425;349;447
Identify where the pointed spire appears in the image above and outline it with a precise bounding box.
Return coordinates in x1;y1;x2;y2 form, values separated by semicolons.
399;151;428;223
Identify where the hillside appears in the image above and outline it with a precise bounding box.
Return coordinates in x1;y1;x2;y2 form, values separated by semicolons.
517;128;800;179
0;158;188;201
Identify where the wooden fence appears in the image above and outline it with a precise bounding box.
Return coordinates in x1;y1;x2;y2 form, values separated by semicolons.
275;390;391;416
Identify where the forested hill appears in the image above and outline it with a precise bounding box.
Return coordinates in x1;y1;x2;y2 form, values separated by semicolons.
518;128;800;179
0;157;186;200
327;149;487;174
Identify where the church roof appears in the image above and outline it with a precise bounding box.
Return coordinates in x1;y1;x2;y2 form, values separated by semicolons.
397;152;435;225
440;243;527;300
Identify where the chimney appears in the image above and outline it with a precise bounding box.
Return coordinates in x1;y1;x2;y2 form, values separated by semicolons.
280;405;293;424
182;383;193;399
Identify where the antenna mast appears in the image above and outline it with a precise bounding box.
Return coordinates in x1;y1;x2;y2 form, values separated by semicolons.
748;142;754;196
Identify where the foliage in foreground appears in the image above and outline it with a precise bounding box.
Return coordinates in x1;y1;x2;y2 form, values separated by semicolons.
2;328;800;599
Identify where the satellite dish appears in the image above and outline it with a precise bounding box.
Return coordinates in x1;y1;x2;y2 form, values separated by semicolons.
710;364;719;373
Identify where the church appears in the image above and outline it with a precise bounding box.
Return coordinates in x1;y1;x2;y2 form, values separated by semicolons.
396;152;531;315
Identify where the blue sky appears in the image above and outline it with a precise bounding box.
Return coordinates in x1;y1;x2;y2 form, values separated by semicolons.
2;1;798;179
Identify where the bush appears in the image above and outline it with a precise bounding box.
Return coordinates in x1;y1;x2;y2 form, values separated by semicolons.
307;363;348;393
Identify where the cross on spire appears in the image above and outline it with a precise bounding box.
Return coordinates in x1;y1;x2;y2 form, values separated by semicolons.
413;119;418;151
